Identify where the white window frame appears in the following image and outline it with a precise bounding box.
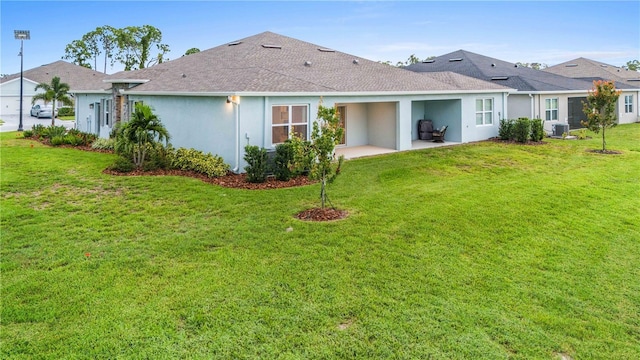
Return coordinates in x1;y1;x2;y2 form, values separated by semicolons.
545;98;559;121
624;95;633;113
475;98;493;126
271;104;309;145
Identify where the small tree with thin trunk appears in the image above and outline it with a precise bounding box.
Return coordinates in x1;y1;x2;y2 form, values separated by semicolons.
309;100;344;209
581;80;621;152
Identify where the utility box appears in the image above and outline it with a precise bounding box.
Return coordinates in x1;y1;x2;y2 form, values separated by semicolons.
554;124;569;137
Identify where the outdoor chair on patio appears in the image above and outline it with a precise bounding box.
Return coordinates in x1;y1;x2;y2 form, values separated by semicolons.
432;125;447;142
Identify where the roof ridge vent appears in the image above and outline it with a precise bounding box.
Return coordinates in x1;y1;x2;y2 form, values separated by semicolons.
449;58;463;62
318;48;335;52
422;59;435;63
227;41;242;46
600;64;608;68
565;64;578;67
262;44;282;49
353;59;359;64
304;61;312;66
491;76;509;80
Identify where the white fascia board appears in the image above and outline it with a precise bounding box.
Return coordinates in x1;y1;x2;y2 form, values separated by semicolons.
120;89;514;97
69;90;111;95
0;77;40;86
511;90;591;95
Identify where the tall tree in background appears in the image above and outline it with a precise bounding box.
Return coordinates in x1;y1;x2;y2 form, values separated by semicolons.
184;48;200;56
515;62;548;70
582;80;621;152
62;40;92;68
32;76;73;126
83;26;118;73
116;25;170;70
625;60;639;71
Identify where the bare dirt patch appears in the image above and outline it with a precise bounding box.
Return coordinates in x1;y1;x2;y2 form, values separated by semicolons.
586;149;622;155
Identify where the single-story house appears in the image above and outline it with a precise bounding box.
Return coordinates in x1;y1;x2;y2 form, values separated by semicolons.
0;60;108;117
404;50;638;131
73;32;512;172
544;58;640;124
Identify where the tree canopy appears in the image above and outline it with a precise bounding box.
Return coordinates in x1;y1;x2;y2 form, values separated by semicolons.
63;25;169;72
582;80;621;152
32;76;73;126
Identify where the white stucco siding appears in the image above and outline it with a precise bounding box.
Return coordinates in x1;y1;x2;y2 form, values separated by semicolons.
74;93;108;134
133;95;237;165
618;90;639;124
368;102;397;149
507;94;533;119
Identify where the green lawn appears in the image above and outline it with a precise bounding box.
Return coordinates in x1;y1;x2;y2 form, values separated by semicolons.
1;125;639;359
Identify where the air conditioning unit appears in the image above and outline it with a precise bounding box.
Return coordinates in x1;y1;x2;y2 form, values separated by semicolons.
554;124;569;137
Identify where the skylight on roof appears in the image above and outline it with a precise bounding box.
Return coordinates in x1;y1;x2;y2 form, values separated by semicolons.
491;76;509;80
262;44;282;49
227;41;242;46
318;48;335;52
422;59;435;63
565;64;578;67
449;58;463;62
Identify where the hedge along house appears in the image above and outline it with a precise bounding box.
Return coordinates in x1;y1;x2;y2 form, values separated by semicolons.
544;58;640;125
405;50;612;133
0;60;108;117
76;32;510;171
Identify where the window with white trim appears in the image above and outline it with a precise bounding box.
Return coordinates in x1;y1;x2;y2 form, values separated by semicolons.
272;105;308;144
545;98;558;121
475;98;493;125
625;95;633;113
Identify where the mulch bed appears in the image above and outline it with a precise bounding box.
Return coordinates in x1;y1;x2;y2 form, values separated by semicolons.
586;149;622;155
489;138;548;146
103;168;317;190
295;207;349;221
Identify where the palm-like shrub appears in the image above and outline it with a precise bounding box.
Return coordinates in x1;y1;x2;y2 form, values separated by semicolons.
32;76;73;126
114;104;170;169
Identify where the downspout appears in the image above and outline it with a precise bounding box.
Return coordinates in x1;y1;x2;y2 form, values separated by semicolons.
231;97;241;173
529;93;534;119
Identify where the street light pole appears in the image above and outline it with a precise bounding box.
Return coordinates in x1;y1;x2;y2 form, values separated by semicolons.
14;30;30;132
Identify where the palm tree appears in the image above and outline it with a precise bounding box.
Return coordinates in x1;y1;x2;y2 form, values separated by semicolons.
32;76;73;126
115;103;170;169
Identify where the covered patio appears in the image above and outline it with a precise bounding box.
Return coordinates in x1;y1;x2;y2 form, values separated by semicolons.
335;140;460;160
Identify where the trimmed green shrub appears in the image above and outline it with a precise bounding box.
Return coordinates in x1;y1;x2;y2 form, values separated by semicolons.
244;145;268;183
91;138;115;151
144;143;173;171
513;117;531;143
170;147;229;178
273;141;295;181
22;130;33;138
530;118;544;142
498;119;515;140
46;125;68;139
50;135;65;146
63;134;83;146
57;107;75;117
31;124;47;138
108;156;135;173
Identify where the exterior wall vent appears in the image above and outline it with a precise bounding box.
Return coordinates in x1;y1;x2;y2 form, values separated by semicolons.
449;58;463;62
491;76;509;80
227;41;242;46
318;48;335;52
262;44;282;49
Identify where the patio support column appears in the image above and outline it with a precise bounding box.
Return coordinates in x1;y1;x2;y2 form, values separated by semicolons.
396;99;412;151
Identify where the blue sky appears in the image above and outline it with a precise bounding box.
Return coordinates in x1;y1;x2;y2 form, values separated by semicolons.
1;1;639;75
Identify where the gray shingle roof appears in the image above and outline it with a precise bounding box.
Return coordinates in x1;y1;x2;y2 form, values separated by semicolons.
405;50;597;92
0;60;109;91
106;32;510;94
544;57;640;89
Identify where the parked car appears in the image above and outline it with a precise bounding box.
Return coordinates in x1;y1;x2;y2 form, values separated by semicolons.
30;105;55;118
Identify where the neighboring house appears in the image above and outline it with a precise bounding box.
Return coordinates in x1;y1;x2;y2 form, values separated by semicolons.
544;58;640;124
0;60;108;117
405;50;608;132
74;32;511;171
